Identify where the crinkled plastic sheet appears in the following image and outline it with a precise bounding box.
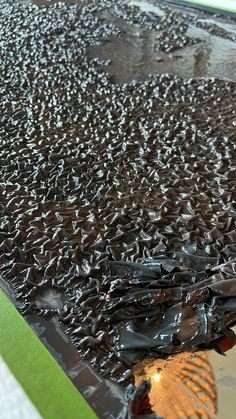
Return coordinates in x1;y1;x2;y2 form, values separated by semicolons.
105;249;236;364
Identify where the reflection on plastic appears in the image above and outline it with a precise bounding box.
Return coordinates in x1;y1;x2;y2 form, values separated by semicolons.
152;373;161;383
134;352;217;418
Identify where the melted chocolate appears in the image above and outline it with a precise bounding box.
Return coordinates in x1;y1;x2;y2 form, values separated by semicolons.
1;0;236;415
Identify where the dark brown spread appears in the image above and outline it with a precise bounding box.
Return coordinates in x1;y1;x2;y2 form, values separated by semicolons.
1;1;236;415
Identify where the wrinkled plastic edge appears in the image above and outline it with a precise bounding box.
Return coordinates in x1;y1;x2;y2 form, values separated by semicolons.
164;0;236;15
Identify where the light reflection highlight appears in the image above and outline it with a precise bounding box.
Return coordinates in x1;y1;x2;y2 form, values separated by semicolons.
152;373;161;383
134;352;217;419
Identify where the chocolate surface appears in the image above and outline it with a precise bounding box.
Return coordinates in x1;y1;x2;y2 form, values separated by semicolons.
0;0;236;415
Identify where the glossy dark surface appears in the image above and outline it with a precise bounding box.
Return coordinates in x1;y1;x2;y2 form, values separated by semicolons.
1;0;236;417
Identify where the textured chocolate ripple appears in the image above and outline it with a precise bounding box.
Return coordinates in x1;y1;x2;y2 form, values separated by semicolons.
0;0;236;388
